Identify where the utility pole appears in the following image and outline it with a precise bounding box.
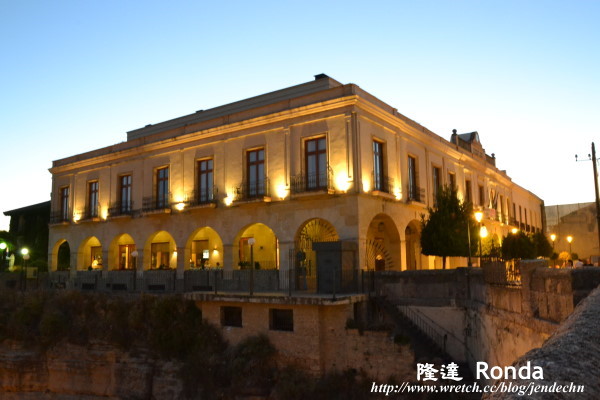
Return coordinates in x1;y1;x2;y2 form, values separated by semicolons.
575;142;600;255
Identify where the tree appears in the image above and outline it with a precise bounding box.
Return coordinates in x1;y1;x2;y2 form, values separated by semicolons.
531;231;552;258
501;231;534;260
421;186;476;269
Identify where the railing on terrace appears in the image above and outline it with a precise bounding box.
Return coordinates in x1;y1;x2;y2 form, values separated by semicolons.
142;193;172;212
108;201;134;217
234;178;270;201
372;172;393;194
82;204;100;220
290;167;333;194
481;259;521;286
186;187;218;207
49;211;70;224
406;185;425;203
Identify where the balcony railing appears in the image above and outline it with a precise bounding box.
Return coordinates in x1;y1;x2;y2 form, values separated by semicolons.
406;184;425;203
83;204;100;220
372;172;393;194
49;211;70;224
142;193;172;212
186;187;218;207
290;167;333;194
108;201;134;217
234;177;270;201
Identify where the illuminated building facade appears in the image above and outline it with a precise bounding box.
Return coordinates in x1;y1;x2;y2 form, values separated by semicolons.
48;74;544;285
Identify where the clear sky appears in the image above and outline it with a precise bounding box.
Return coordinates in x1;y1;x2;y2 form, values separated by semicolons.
1;0;599;230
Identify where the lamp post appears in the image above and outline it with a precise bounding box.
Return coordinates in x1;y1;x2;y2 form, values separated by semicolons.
466;219;472;268
474;211;484;265
248;238;255;295
0;242;6;272
567;235;573;257
550;233;556;252
20;248;29;291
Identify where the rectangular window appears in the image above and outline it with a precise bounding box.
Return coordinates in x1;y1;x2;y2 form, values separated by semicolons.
432;166;441;204
60;186;70;221
465;180;472;204
156;167;169;208
197;159;214;203
247;148;265;197
448;172;456;189
270;309;294;332
373;140;386;192
119;175;132;213
305;137;327;190
87;181;99;218
408;156;418;201
221;306;242;327
478;185;485;206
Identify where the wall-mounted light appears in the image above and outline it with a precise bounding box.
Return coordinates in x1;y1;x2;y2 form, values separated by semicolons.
224;195;233;206
175;202;185;211
276;184;289;200
335;174;351;192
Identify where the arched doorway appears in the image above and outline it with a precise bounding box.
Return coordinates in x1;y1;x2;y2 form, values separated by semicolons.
294;218;339;290
144;231;177;270
405;221;422;270
109;234;136;270
365;214;401;271
78;236;103;270
51;239;71;271
186;227;224;269
233;223;278;270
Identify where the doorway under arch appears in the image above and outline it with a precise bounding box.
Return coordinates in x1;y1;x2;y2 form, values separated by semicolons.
365;214;401;271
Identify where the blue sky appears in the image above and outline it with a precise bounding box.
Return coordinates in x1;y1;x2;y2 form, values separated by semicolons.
1;0;599;230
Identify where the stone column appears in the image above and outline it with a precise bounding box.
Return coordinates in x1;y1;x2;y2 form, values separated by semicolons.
223;244;234;272
101;249;109;279
278;241;294;291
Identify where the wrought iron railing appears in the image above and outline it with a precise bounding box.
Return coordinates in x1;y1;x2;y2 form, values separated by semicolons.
108;201;134;217
234;177;270;201
142;193;172;212
186;187;218;207
406;184;425;203
290;166;333;194
82;204;100;220
372;172;393;194
50;211;70;224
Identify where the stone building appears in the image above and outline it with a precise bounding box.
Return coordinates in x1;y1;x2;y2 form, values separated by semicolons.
47;74;544;284
545;202;599;260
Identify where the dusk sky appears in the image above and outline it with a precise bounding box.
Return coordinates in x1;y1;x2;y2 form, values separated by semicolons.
1;1;599;230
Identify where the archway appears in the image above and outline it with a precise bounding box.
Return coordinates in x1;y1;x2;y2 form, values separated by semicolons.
365;214;401;271
186;227;224;269
144;231;177;270
233;223;279;270
77;236;103;270
109;234;136;270
405;221;422;270
294;218;339;289
51;239;71;271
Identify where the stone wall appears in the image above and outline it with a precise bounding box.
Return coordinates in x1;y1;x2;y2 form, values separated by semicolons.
0;341;184;399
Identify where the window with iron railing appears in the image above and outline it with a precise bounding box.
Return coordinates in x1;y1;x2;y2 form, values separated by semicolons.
197;159;214;204
373;140;386;192
86;181;99;219
119;174;132;214
59;186;70;222
246;149;265;199
305;137;327;191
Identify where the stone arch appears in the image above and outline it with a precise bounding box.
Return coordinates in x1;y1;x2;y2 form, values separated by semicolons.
294;218;339;289
50;239;71;272
77;236;103;271
365;214;401;271
405;220;422;270
144;231;177;270
108;234;137;270
185;227;224;269
233;223;279;270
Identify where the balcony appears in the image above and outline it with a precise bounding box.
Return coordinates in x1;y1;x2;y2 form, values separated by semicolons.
82;204;101;221
234;178;270;202
108;201;135;218
142;193;172;214
406;184;425;204
291;167;333;195
371;172;393;195
49;211;70;225
186;187;218;208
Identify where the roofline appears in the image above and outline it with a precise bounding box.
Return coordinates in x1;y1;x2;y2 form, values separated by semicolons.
3;200;51;216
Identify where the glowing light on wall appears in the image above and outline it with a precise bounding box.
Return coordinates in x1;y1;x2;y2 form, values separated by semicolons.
224;195;233;206
101;207;108;220
73;213;81;223
393;187;402;201
175;202;185;211
276;184;289;200
362;178;371;193
335;174;351;192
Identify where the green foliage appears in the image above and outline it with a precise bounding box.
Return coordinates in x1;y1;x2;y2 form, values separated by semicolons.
271;366;315;400
531;232;553;258
229;334;277;393
421;186;475;267
502;231;535;260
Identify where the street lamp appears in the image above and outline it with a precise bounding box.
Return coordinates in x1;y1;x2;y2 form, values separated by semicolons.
21;248;29;291
474;211;484;263
550;233;556;252
567;235;573;257
248;238;255;295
